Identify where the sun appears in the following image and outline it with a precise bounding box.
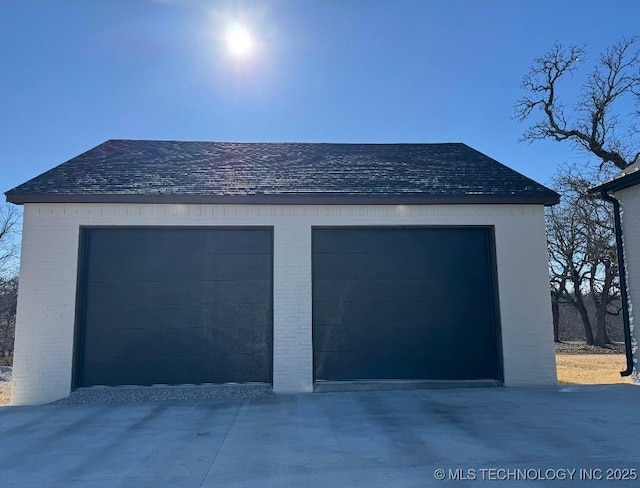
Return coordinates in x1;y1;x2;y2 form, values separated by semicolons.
225;23;254;59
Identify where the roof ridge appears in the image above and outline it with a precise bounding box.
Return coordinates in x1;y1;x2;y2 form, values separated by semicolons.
104;139;466;146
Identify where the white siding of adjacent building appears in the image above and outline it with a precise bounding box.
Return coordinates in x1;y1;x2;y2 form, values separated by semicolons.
615;186;640;383
11;203;557;405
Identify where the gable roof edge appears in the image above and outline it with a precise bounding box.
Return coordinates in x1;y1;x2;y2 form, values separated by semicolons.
5;192;559;206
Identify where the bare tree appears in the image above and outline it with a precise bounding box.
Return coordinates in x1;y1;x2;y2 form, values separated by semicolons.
0;204;19;363
0;276;17;362
0;205;19;277
546;165;618;346
516;37;640;171
550;277;566;343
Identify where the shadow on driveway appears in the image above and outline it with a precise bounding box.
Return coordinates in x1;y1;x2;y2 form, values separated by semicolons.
0;385;639;487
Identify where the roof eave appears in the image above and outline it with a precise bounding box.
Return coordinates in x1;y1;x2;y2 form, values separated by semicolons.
590;171;640;195
5;192;560;206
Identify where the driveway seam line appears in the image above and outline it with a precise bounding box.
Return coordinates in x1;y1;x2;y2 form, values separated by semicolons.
199;402;242;487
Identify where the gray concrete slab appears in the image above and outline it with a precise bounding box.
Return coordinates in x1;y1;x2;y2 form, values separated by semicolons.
1;386;640;487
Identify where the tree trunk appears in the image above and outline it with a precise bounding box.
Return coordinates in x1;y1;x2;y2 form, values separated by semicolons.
551;292;560;342
594;309;611;347
572;291;595;345
594;267;614;347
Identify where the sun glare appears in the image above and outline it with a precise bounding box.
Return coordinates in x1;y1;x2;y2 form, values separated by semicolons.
225;23;253;58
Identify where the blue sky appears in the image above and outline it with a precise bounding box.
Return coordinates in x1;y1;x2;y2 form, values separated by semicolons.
2;0;639;195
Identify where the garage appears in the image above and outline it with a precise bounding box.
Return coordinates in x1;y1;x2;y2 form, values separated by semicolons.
7;140;562;404
313;227;502;383
75;227;273;387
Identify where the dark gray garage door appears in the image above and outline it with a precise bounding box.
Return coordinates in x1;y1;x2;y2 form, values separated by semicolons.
76;227;273;388
313;227;502;382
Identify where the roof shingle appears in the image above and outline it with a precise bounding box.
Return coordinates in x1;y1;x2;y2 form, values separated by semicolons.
5;140;559;205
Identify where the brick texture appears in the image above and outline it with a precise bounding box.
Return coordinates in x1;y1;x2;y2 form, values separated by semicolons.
11;203;556;405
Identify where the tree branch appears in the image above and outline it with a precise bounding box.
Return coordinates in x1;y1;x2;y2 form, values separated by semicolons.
517;37;640;170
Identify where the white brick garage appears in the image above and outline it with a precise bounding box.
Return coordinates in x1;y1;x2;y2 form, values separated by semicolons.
6;141;560;404
11;203;555;404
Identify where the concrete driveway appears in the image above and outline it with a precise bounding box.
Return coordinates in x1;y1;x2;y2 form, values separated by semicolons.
0;385;639;487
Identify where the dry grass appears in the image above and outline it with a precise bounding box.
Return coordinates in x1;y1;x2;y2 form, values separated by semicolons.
556;354;633;385
0;384;10;406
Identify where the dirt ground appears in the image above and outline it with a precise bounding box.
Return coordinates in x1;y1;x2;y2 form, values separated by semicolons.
554;340;626;355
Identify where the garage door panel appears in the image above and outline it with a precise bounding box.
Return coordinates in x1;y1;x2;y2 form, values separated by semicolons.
77;227;273;387
314;228;490;256
201;280;270;304
313;253;478;281
86;303;275;331
81;325;272;384
205;230;273;254
136;282;207;306
314;228;458;254
86;304;206;331
88;254;208;283
88;228;273;257
314;299;488;327
313;227;501;382
84;281;129;306
168;328;215;356
84;327;184;360
83;328;152;360
86;254;122;282
83;356;221;386
99;326;271;362
204;303;271;327
315;351;464;381
217;354;272;383
86;280;272;311
81;359;124;386
83;304;132;331
160;307;210;330
204;326;272;355
88;229;209;256
86;281;206;307
314;279;467;302
315;323;473;355
90;254;272;283
201;255;271;280
164;358;219;385
316;348;492;382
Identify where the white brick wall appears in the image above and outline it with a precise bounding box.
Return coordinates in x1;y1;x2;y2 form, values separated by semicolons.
273;223;313;393
615;186;640;382
11;203;557;405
